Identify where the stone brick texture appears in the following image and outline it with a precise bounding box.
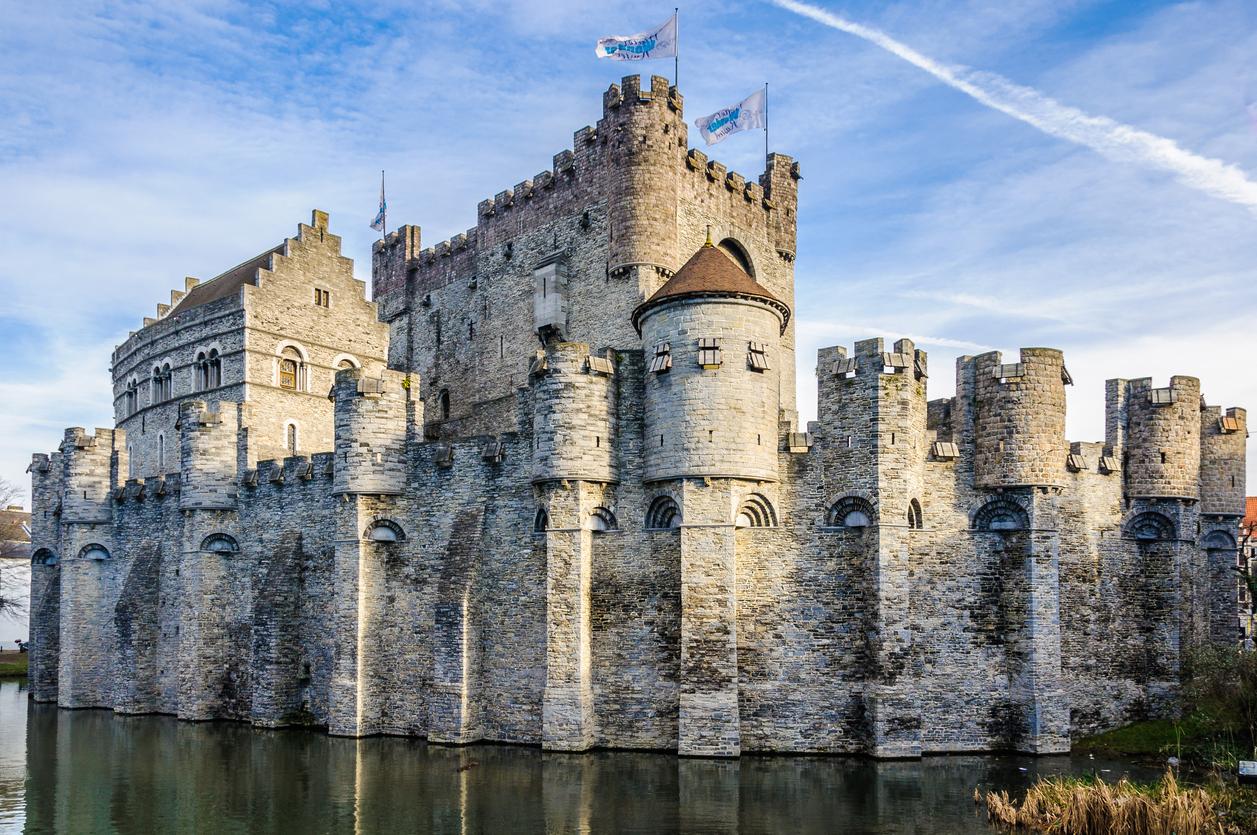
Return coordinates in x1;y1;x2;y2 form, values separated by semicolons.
25;76;1247;759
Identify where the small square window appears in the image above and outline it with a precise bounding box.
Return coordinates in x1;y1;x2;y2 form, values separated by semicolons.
314;288;330;307
697;338;721;369
649;343;672;374
747;341;770;372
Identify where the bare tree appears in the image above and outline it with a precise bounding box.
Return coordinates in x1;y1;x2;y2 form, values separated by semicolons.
0;478;27;619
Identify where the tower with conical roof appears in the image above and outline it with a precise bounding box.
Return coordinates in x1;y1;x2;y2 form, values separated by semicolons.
633;237;790;756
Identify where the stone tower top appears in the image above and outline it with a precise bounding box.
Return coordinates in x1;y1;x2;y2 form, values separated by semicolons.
632;242;790;334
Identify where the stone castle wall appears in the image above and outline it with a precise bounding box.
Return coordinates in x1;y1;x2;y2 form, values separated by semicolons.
24;75;1247;760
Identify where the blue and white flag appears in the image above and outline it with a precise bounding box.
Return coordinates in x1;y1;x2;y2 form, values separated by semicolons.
695;88;766;146
596;13;677;61
370;172;386;234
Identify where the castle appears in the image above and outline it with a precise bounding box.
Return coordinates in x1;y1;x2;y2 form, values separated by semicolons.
25;75;1248;758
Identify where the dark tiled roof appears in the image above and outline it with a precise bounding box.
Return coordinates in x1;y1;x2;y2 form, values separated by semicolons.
632;243;790;333
168;245;284;318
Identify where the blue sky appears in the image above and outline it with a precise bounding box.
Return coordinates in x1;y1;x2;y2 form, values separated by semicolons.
1;0;1255;502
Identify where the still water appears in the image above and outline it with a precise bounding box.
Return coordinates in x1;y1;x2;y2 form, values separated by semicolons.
0;680;1161;834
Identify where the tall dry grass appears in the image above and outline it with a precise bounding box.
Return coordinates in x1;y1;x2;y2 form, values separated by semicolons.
979;769;1227;834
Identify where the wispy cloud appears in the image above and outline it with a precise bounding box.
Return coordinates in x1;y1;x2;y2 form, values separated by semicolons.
771;0;1257;215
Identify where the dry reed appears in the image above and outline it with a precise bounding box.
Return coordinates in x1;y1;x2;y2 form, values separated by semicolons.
980;769;1228;834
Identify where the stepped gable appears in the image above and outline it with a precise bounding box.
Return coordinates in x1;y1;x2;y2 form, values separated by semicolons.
632;240;790;333
168;244;284;317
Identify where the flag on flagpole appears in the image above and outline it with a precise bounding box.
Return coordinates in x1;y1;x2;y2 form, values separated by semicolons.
596;13;677;62
370;171;386;235
694;88;767;146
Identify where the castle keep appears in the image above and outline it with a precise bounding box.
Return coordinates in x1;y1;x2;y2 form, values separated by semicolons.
26;76;1248;758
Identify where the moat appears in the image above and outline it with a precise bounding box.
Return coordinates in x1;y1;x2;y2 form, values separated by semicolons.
0;680;1164;834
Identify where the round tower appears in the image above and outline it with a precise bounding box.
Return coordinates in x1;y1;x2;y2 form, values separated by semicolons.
601;74;685;294
1124;376;1202;500
531;342;617;484
973;348;1068;489
1199;406;1247;516
332;368;411;496
633;241;789;483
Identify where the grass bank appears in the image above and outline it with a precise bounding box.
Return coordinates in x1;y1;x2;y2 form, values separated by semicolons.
981;646;1257;833
0;651;27;679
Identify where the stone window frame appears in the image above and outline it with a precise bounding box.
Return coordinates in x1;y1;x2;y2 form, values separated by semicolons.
201;533;239;554
313;287;331;308
192;341;225;392
150;360;173;404
274;340;310;393
1124;511;1176;542
533;507;549;534
589;506;618;532
824;495;875;529
971;498;1029;532
907;499;924;530
157;433;166;472
123;377;139;417
364;518;406;542
736;493;778;528
284;421;300;455
645;495;682;530
331;354;361;373
30;548;58;566
78;543;111;561
1202;530;1237;550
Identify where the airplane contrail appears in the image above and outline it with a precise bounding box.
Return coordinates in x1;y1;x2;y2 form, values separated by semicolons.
771;0;1257;215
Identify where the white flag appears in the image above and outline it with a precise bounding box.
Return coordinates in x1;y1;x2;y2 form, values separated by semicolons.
695;88;766;146
596;14;677;62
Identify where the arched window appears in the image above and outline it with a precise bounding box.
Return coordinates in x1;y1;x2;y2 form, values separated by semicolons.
195;351;208;391
589;507;618;532
201;533;239;554
207;348;222;389
337;357;358;370
285;423;298;455
736;494;777;528
124;379;138;416
158;434;166;471
717;237;755;277
151;366;163;403
534;507;549;533
127;444;135;477
79;543;111;561
1202;530;1237;550
645;496;682;530
1125;511;1175;542
907;499;923;530
279;346;303;391
365;519;405;542
161;363;172;400
31;548;58;566
438;389;451;420
826;496;874;529
973;499;1029;532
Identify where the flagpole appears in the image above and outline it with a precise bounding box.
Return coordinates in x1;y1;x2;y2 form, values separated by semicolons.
674;8;679;90
764;82;769;171
380;169;386;242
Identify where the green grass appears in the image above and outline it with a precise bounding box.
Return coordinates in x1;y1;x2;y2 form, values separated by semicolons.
0;652;28;678
1075;717;1193;756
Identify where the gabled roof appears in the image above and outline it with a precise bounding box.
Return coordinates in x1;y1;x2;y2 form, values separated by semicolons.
167;245;284;318
631;242;790;334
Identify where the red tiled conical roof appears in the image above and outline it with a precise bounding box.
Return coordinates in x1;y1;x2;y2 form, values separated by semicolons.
631;242;790;333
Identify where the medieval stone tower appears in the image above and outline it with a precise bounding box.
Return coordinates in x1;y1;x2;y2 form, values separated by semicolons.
24;76;1247;760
